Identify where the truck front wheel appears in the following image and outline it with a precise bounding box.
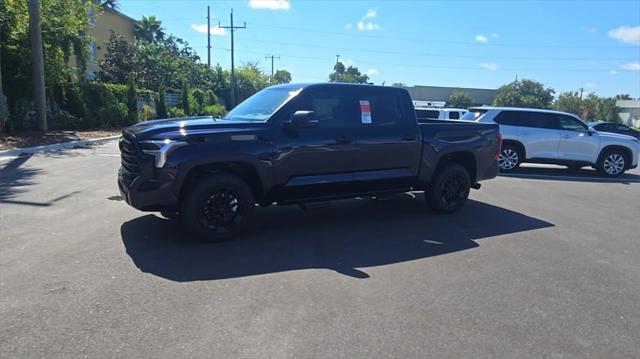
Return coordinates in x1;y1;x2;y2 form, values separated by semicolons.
426;163;471;214
180;173;255;242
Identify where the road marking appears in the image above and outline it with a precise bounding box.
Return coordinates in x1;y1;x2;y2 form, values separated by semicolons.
500;173;640;183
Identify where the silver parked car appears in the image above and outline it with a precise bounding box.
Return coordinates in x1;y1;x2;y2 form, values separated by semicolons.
462;107;640;177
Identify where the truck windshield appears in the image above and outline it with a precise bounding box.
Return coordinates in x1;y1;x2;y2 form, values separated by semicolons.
221;87;302;122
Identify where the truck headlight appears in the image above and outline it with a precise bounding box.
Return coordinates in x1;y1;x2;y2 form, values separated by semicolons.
140;139;187;168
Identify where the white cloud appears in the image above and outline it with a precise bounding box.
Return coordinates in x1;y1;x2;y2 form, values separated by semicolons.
583;27;598;33
480;63;498;71
191;23;227;36
584;82;596;89
344;23;352;30
608;26;640;44
475;35;488;43
609;70;619;75
366;69;379;76
364;9;376;19
249;0;290;10
621;62;640;71
491;33;499;38
357;21;382;31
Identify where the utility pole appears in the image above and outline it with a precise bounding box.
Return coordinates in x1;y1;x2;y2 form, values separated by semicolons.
579;87;584;100
219;9;246;108
28;0;47;132
207;5;211;67
265;54;280;84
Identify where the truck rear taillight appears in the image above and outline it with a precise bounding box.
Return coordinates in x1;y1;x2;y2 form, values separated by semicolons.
495;133;503;160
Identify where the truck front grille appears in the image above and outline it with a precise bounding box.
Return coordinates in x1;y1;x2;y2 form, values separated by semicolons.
119;136;140;182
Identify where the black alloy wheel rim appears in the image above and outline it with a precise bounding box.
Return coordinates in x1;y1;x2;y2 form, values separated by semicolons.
199;190;243;231
440;173;467;209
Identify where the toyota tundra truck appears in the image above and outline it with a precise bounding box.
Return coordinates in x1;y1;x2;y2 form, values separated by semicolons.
118;83;501;241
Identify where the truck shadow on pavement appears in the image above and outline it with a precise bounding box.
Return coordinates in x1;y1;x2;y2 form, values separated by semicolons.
121;197;554;281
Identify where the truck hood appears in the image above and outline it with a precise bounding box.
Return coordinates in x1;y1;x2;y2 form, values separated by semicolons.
123;116;265;140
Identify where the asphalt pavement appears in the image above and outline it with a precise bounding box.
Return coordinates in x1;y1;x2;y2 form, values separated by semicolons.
1;140;639;358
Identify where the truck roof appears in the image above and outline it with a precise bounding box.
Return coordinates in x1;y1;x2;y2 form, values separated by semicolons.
270;82;406;92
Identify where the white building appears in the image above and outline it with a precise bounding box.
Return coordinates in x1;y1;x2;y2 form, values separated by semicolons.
617;100;640;127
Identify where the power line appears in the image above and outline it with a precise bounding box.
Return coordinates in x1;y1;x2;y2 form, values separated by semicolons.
218;8;246;107
265;54;280;84
246;21;640;49
230;36;639;62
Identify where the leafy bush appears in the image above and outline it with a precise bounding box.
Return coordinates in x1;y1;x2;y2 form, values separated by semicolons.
51;111;83;130
139;104;156;121
167;107;185;118
202;105;227;118
204;90;218;106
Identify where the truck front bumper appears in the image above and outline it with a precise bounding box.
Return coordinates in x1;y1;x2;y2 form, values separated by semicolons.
118;168;179;212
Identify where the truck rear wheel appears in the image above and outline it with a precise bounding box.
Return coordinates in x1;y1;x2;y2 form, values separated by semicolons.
426;163;471;214
180;173;255;242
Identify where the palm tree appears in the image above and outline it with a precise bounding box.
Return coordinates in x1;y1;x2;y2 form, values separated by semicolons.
134;16;165;43
101;0;119;10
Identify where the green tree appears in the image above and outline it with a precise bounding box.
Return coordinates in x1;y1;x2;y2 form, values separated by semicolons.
448;91;474;108
329;62;369;83
614;94;632;100
554;91;583;116
391;82;406;87
181;83;190;116
98;31;137;84
134;16;165;43
156;84;167;118
235;62;270;103
594;97;620;122
273;69;292;84
126;75;138;124
493;79;555;109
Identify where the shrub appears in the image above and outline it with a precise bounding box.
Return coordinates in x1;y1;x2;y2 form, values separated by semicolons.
181;84;190;116
202;104;227;118
156;85;167;118
98;102;128;127
126;75;138;125
167;107;185;118
204;90;218;106
139;104;156;121
51;111;83;130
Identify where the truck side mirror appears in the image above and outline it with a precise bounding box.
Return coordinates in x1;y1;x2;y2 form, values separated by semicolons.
290;111;318;128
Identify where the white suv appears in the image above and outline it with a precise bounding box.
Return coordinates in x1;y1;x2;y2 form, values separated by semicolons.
415;108;468;122
462;107;640;177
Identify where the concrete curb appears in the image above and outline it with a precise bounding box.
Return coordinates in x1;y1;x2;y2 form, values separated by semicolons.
0;135;121;158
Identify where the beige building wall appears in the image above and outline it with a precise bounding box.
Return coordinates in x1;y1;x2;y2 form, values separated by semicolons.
87;8;136;76
69;7;135;78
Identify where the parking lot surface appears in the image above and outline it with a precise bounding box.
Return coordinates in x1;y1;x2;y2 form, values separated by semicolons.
1;140;639;358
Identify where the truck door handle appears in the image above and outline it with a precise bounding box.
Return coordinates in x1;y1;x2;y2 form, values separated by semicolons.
336;136;353;144
401;135;416;141
561;135;570;139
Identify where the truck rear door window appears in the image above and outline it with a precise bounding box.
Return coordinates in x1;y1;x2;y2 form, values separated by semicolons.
448;111;460;120
362;94;403;126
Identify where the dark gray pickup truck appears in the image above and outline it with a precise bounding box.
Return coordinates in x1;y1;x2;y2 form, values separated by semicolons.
119;83;501;241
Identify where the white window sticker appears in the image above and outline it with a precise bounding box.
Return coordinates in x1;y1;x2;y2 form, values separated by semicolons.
360;100;372;124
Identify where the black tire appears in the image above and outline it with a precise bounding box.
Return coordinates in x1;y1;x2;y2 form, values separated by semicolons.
426;163;471;214
180;173;255;242
497;143;522;172
596;149;628;177
159;211;179;220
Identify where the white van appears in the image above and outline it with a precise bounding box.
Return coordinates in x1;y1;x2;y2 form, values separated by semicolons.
415;108;468;122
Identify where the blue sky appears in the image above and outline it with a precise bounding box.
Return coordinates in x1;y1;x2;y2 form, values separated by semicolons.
119;0;640;97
